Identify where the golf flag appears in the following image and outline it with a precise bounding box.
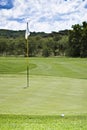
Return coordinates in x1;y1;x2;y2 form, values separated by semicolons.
25;22;30;40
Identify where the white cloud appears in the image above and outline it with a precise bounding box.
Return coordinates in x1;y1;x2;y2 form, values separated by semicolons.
0;0;87;32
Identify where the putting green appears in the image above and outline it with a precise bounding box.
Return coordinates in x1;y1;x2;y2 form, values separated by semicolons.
0;75;87;115
0;57;87;115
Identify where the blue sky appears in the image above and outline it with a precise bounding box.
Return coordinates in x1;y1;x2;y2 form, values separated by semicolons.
0;0;87;32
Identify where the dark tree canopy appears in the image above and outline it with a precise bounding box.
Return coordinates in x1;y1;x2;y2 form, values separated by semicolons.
67;22;87;57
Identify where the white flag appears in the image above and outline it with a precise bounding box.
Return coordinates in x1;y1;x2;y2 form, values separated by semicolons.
25;22;30;39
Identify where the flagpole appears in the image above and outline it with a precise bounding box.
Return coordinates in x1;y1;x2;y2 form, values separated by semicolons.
27;33;29;87
26;22;30;88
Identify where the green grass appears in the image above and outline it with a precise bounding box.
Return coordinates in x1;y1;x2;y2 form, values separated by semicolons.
0;57;87;129
0;114;87;130
0;57;87;79
0;57;36;74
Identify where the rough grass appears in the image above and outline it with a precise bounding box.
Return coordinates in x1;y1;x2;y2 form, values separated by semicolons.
0;114;87;130
0;57;87;129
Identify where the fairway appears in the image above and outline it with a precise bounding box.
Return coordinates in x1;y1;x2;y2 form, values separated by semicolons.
0;57;87;129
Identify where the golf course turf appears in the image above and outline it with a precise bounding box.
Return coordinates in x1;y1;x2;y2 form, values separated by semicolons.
0;57;87;129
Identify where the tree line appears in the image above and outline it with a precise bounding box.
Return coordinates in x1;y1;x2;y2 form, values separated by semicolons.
0;21;87;57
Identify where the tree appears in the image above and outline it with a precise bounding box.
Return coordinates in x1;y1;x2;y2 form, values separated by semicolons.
68;22;87;57
58;35;68;56
80;22;87;57
29;37;38;57
68;24;82;57
0;38;8;55
42;47;51;57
